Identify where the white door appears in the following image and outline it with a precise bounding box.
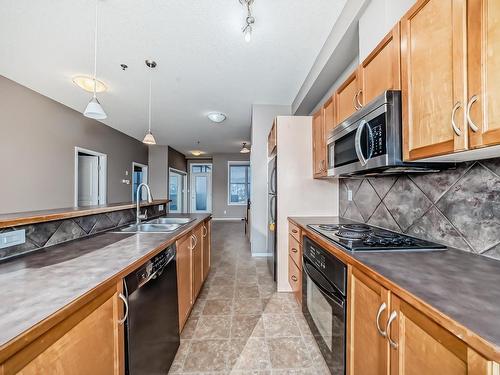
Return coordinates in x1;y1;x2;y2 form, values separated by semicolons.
190;172;212;213
78;155;99;206
169;170;186;213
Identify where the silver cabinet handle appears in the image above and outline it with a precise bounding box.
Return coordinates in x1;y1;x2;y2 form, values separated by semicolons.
376;302;387;337
385;310;398;349
118;293;128;325
356;90;363;110
190;234;195;250
291;248;298;253
451;102;462;136
354;120;368;166
291;275;298;282
353;92;360;110
203;225;207;238
193;234;198;248
466;95;479;132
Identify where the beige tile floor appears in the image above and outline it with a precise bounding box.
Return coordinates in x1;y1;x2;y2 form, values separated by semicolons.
169;221;330;375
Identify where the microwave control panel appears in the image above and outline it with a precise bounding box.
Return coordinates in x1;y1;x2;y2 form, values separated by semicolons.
369;121;387;157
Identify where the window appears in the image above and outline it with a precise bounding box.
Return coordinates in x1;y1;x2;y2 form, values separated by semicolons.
191;165;212;173
228;161;250;205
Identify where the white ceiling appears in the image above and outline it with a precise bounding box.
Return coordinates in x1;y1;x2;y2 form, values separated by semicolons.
0;0;345;154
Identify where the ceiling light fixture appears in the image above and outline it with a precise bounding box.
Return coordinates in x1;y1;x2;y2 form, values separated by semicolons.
191;141;204;156
142;59;157;145
84;0;107;120
73;75;107;93
240;142;250;154
240;0;255;43
207;112;227;123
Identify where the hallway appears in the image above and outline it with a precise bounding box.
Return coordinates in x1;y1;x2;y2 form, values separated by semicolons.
169;221;330;374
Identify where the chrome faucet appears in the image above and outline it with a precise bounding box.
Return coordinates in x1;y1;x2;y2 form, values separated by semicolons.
136;183;153;225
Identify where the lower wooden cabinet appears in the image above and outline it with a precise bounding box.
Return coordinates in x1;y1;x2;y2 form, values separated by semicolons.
176;219;212;332
348;266;498;375
288;256;301;304
1;283;125;375
288;223;302;305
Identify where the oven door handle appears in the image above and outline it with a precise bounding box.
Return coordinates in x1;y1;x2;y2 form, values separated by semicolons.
354;120;373;166
303;262;344;308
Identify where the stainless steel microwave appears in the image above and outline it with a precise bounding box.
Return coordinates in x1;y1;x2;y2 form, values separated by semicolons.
327;91;445;177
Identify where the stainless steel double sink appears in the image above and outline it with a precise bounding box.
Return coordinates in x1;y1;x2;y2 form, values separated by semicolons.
115;217;196;233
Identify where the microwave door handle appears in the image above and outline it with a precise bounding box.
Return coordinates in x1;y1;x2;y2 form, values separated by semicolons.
355;120;368;166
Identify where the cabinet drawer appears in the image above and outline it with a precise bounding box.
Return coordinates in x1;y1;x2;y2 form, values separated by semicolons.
289;222;301;242
288;256;302;305
288;235;301;269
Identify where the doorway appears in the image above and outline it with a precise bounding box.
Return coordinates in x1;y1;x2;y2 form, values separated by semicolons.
74;147;107;207
132;162;149;201
169;168;187;213
190;163;212;213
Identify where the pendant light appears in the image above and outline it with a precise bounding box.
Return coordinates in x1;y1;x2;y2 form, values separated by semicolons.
240;0;255;43
84;0;107;120
240;142;250;154
143;60;157;145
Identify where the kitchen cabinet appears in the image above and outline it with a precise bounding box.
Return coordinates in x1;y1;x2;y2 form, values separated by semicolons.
312;109;327;178
268;120;277;157
288;224;302;305
359;24;401;107
323;97;336;139
176;220;211;332
202;220;211;281
467;0;500;150
401;0;468;160
1;283;125;375
348;267;390;375
192;224;203;299
348;267;498;375
335;69;361;125
288;255;301;305
176;232;193;331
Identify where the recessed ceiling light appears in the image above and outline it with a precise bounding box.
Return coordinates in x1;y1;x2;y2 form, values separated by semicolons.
207;112;227;123
73;75;107;93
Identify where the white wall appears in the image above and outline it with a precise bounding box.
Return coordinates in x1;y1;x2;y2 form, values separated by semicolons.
359;0;416;60
148;145;169;200
250;104;291;255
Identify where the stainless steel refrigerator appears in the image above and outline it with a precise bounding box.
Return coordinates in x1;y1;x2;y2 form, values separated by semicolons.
267;155;277;280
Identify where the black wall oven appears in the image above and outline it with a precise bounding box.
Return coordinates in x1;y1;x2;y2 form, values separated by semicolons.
302;237;346;375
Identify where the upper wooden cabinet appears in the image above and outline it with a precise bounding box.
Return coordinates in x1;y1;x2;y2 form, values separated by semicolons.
323;97;336;139
268;120;277;157
359;24;401;107
467;0;500;150
335;69;361;124
401;0;468;160
312;109;327;178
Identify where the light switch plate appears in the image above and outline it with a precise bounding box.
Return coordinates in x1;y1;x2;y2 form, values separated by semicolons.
0;229;26;249
347;189;353;201
159;205;164;211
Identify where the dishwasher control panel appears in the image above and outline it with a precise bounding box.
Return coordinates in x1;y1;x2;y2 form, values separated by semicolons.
136;246;176;286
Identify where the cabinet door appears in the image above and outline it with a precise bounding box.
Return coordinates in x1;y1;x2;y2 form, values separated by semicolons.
288;255;301;305
348;267;390;375
360;24;401;106
177;233;193;331
6;284;124;375
389;295;493;375
202;220;211;282
312;110;326;178
335;69;360;125
467;0;500;149
401;0;468;160
192;224;203;299
323;97;336;138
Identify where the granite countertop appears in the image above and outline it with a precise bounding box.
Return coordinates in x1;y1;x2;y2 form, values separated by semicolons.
0;213;210;350
290;216;500;354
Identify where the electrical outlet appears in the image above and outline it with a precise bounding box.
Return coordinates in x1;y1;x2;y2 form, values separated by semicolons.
159;205;164;211
347;189;353;201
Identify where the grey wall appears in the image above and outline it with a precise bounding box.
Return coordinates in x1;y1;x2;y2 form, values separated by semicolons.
168;147;187;172
339;159;500;260
148;145;169;199
212;153;250;219
0;76;148;214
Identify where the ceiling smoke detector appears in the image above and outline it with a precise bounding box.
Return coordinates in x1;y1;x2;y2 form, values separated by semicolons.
207;112;227;123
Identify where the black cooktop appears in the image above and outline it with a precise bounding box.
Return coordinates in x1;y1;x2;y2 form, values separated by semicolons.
307;223;446;252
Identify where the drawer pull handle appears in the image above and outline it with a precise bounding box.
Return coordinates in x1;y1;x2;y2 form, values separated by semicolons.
291;275;298;282
292;229;298;234
291;248;298;253
118;293;128;325
376;302;387;337
386;310;398;349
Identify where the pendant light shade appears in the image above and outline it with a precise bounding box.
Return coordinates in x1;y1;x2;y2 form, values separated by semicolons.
84;96;107;120
240;142;250;154
143;130;156;145
84;0;107;120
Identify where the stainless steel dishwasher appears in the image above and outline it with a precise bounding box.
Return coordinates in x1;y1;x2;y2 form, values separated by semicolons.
124;245;179;375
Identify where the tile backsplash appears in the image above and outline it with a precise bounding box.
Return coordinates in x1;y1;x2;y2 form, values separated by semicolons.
339;158;500;260
0;204;165;261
